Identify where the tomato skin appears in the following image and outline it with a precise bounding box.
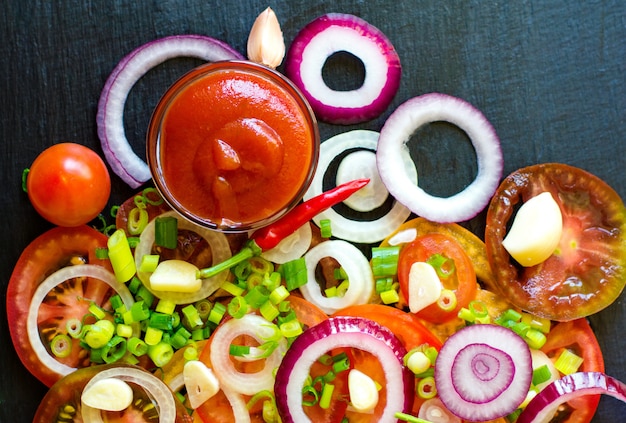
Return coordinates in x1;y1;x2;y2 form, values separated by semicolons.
485;163;626;321
6;225;112;387
397;233;477;323
33;363;192;422
540;319;604;423
26;143;111;227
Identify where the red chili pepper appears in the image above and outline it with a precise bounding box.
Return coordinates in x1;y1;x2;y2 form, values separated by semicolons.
197;178;369;279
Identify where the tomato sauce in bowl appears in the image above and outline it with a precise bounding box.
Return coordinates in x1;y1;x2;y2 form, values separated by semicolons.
147;60;319;231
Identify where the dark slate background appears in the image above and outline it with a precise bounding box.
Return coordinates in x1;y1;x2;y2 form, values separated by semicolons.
1;1;624;421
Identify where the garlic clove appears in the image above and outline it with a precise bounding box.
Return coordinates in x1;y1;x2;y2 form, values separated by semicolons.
247;7;285;69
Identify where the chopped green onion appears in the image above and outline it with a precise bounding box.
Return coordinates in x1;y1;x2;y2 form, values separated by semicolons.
521;312;551;334
301;384;319;406
318;383;335;409
95;247;109;260
148;341;174;367
436;289;457;312
129;301;151;323
469;300;488;318
260;300;280;322
417;376;437;399
375;277;394;293
128;276;142;294
140;187;164;206
395;412;431;423
380;289;399;304
500;308;522;323
248;256;273;275
228;296;249;319
404;350;431;375
332;356;350;374
101;336;127;363
319;219;332;238
149;312;174;331
524;328;547;349
333;267;348;280
109;294;124;311
244;285;271;309
139;254;160;273
194;299;212;320
144;326;163;346
371;246;400;277
182;304;204;329
262;271;282;291
221;280;245;297
66;318;83;339
183;345;198;361
554;349;584;375
427;253;455;278
127;207;149;235
127;236;140;249
280;319;303;338
50;334;72;358
107;229;136;283
170;327;192;349
83;320;115;349
230;344;251;357
154;216;178;249
532;364;553;386
135;285;155;308
208;302;226;326
281;257;308;291
269;285;289;305
116;323;133;338
155;299;176;315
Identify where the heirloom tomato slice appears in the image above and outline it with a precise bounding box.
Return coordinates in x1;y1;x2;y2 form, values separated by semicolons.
33;363;192;422
485;163;626;321
6;225;116;387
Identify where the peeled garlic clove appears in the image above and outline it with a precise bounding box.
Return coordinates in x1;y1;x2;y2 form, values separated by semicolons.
502;191;563;267
149;259;202;292
81;377;133;411
184;360;220;409
408;261;443;314
348;369;379;413
247;7;285;68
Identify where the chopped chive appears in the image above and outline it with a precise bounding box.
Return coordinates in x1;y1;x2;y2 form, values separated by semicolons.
154;216;178;249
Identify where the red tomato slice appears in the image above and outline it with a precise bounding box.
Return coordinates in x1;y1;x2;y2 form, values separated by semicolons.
485;163;626;321
540;319;604;423
33;363;192;422
6;226;115;387
397;233;478;323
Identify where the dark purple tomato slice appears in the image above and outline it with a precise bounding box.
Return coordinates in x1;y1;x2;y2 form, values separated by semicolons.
485;163;626;321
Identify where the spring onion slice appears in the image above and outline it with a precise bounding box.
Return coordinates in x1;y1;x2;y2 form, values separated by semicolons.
208;314;288;396
26;265;136;380
303;130;415;243
435;324;532;421
80;366;177;423
96;35;243;188
377;93;503;223
299;240;374;314
260;222;312;264
284;13;401;124
274;316;414;422
135;211;231;304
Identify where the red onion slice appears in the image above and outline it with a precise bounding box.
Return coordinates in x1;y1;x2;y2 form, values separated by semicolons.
97;35;243;188
517;372;626;423
303;130;415;243
435;324;532;421
377;93;503;223
284;13;401;124
274;316;414;422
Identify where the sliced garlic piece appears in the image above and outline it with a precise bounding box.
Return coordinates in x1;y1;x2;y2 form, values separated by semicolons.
81;377;133;411
408;261;443;314
502;191;563;267
184;360;220;409
348;369;379;413
149;259;201;292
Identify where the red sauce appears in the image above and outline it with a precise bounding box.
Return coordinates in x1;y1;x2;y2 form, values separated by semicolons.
156;63;317;229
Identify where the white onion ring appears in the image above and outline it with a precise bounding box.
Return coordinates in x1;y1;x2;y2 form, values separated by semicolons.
303;129;415;243
284;13;401;124
435;324;532;421
209;314;288;396
80;366;177;423
299;240;374;314
274;316;413;422
377;93;503;223
260;222;312;264
97;35;243;188
26;264;136;379
135;211;232;304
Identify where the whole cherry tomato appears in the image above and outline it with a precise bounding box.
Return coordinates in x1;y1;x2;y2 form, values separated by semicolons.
26;142;111;227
